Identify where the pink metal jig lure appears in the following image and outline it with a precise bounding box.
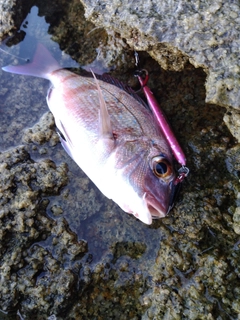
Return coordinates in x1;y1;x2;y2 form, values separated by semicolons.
134;53;189;185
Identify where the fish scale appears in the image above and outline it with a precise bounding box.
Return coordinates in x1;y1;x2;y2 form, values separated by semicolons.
52;69;159;139
2;43;176;224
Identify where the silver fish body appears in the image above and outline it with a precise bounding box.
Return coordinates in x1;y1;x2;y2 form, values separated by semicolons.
2;44;176;224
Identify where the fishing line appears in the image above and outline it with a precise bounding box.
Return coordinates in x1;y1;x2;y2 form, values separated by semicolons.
0;47;29;62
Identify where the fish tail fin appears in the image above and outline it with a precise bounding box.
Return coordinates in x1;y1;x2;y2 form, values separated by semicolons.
2;43;60;80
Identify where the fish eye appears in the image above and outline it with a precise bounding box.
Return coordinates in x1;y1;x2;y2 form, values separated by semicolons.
151;156;173;178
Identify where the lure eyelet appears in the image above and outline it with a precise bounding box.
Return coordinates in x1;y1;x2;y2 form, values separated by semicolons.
151;156;173;179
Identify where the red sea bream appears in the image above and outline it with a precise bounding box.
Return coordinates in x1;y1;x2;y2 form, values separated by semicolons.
2;44;176;224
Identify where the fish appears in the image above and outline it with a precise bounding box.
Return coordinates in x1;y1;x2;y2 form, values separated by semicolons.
2;43;176;224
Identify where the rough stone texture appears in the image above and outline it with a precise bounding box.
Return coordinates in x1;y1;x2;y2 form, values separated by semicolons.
0;146;88;316
0;0;18;39
224;109;240;142
1;0;240;141
2;0;239;111
233;207;240;235
22;112;59;147
81;0;240;110
79;0;240;142
226;145;240;235
0;0;32;40
0;1;240;319
1;49;239;319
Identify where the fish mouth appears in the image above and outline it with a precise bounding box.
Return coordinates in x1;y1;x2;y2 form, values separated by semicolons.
144;192;169;219
128;191;171;225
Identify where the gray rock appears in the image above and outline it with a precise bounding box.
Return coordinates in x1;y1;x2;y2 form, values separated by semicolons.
224;109;240;142
0;0;31;40
81;0;240;111
1;1;240;319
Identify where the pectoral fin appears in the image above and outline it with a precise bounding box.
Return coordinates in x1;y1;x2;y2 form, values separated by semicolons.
56;120;74;159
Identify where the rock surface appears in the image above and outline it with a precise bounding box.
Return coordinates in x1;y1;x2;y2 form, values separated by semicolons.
0;0;31;40
81;0;240;110
80;0;240;142
0;1;240;319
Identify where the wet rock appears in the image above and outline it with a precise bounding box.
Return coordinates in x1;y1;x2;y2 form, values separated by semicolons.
35;0;134;74
0;146;88;316
1;47;239;319
22;112;59;146
0;1;240;319
2;0;239;135
0;0;240;132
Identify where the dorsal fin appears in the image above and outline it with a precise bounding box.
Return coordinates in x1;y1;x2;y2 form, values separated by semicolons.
91;70;114;141
97;73;148;108
78;69;148;108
